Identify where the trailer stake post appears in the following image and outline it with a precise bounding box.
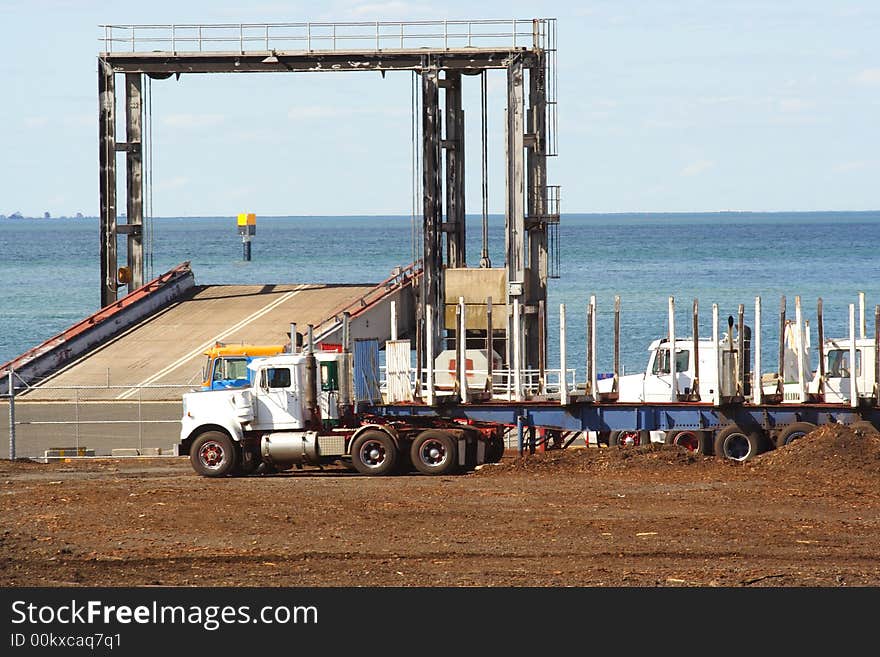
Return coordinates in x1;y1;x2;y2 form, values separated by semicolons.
753;296;762;405
559;303;568;405
737;304;745;399
613;296;620;396
426;304;435;406
712;304;720;407
817;298;825;399
7;369;14;462
849;304;858;408
486;296;493;397
691;298;700;401
777;296;786;396
668;297;677;401
589;296;597;401
795;296;805;403
874;305;880;405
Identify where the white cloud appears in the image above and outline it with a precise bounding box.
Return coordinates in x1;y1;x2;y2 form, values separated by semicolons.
345;1;431;19
832;161;872;173
288;106;346;120
155;176;190;191
62;114;93;128
697;96;745;106
23;117;49;128
778;98;813;113
163;114;226;128
287;105;405;120
854;68;880;85
681;160;714;177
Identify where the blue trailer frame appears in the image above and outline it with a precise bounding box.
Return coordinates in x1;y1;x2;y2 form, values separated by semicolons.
370;400;879;437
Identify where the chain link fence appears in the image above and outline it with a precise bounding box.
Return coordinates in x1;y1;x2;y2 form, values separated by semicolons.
2;371;193;460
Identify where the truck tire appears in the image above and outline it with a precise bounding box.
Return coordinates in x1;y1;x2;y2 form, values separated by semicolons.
775;422;817;448
850;420;879;436
234;444;263;476
713;425;765;462
191;431;238;477
350;430;398;476
609;430;647;447
666;430;709;455
486;436;506;463
410;430;458;475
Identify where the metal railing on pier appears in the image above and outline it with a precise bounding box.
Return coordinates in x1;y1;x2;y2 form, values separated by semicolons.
99;19;556;55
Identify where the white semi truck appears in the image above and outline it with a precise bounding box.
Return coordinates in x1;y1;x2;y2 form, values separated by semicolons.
179;348;506;477
600;328;878;454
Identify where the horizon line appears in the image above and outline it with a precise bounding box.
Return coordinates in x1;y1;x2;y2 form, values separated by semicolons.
6;209;879;219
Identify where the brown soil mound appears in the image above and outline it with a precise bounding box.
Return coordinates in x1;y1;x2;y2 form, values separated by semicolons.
477;443;715;475
754;423;880;476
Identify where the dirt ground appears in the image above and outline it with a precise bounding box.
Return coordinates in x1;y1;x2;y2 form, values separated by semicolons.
1;424;879;587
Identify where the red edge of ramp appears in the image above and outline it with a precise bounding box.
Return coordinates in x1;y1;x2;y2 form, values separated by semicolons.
1;262;195;389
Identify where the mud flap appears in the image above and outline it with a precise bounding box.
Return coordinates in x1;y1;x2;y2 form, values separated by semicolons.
476;440;486;464
458;438;467;467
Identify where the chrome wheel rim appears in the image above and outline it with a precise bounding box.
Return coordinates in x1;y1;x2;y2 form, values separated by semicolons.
418;439;449;468
198;440;225;470
359;439;387;469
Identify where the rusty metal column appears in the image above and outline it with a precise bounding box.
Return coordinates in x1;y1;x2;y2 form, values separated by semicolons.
124;73;144;291
422;66;444;359
444;71;466;268
505;55;525;370
98;58;118;307
526;57;548;370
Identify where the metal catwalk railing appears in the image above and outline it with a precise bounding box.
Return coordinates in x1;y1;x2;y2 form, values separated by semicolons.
99;19;557;55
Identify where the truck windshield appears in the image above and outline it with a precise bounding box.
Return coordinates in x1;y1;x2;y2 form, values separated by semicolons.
213;357;248;382
827;349;860;377
652;348;690;375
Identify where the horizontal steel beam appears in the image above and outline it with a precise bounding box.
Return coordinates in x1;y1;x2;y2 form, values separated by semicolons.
100;50;541;74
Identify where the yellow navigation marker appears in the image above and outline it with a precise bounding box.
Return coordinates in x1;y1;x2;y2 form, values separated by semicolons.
237;213;256;261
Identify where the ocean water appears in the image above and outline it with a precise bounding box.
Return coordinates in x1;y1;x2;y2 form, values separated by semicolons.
1;211;879;377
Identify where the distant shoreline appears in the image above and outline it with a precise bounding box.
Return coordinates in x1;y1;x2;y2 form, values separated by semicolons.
3;210;879;221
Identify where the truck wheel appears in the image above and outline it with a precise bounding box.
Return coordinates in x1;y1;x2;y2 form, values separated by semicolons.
233;445;263;476
775;422;817;448
609;430;646;447
191;431;238;477
486;436;506;463
850;420;879;436
410;430;458;475
350;430;398;476
666;430;709;454
713;425;765;462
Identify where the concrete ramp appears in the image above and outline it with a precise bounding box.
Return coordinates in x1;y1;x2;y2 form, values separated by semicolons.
20;282;376;400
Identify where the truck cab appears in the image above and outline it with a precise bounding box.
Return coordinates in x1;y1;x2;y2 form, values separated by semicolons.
182;351;348;458
200;342;286;391
822;338;877;404
603;338;723;403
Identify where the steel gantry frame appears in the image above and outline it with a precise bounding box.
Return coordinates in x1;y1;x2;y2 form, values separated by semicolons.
97;18;559;376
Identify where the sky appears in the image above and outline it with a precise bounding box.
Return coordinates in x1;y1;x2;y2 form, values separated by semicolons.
0;0;878;216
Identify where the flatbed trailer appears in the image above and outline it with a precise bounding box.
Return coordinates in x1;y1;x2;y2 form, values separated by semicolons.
372;399;880;461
